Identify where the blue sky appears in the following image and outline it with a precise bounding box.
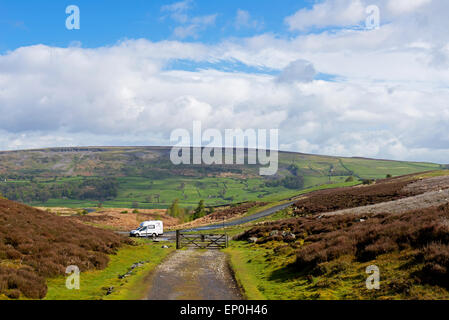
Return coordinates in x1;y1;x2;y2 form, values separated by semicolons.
0;0;311;51
0;0;448;163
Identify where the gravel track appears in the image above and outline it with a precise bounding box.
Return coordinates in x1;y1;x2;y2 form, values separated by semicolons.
146;249;242;300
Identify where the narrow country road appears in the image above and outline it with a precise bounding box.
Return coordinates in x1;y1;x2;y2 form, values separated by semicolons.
117;201;295;237
182;201;296;232
146;249;242;300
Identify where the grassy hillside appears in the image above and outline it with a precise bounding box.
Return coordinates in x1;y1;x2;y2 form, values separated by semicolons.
226;172;449;300
0;198;132;299
0;147;441;209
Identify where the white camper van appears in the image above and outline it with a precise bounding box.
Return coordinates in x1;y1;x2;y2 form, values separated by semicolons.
130;220;163;238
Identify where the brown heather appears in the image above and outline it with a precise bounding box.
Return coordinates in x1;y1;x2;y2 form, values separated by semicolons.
238;201;449;287
291;178;416;216
208;202;267;220
0;198;133;299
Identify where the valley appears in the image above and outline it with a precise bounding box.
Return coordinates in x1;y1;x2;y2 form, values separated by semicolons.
0;147;440;210
1;147;449;301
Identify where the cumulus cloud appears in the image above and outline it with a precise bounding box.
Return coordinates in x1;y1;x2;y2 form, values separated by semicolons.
387;0;432;14
277;59;317;83
1;0;449;164
285;0;366;31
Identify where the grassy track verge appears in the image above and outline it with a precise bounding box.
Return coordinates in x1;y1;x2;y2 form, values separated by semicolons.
45;239;174;300
225;241;449;300
225;245;266;300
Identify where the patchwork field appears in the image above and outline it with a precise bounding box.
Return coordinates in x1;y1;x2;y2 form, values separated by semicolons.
0;147;442;209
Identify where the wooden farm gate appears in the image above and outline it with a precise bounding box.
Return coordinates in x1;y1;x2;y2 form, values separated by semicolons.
176;231;228;249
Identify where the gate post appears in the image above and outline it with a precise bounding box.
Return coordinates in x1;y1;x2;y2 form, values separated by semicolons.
176;230;180;249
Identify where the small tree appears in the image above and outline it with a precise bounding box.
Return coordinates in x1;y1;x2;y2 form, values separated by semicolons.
167;199;182;218
193;200;206;220
362;179;374;185
345;176;354;182
386;174;392;178
132;201;139;209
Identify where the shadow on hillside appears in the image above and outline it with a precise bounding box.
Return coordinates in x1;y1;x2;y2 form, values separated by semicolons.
268;263;306;283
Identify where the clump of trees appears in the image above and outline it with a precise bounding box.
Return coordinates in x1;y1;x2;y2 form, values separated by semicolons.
361;179;375;185
167;199;183;218
287;164;300;176
265;175;304;190
0;177;119;203
166;199;213;222
166;198;190;222
192;200;207;220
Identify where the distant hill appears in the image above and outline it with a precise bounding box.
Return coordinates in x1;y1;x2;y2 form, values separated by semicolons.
0;147;441;209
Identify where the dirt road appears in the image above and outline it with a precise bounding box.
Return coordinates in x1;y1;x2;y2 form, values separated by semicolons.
146;249;242;300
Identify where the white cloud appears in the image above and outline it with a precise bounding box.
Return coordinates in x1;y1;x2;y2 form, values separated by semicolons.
161;0;193;23
173;14;217;39
277;59;317;83
235;9;262;30
161;0;217;39
161;0;192;13
1;1;449;163
285;0;366;31
387;0;432;14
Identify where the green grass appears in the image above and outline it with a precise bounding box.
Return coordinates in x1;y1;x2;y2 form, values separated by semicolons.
226;245;266;300
3;147;442;209
225;241;449;300
28;176;361;209
339;158;440;179
412;170;449;179
45;239;174;300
